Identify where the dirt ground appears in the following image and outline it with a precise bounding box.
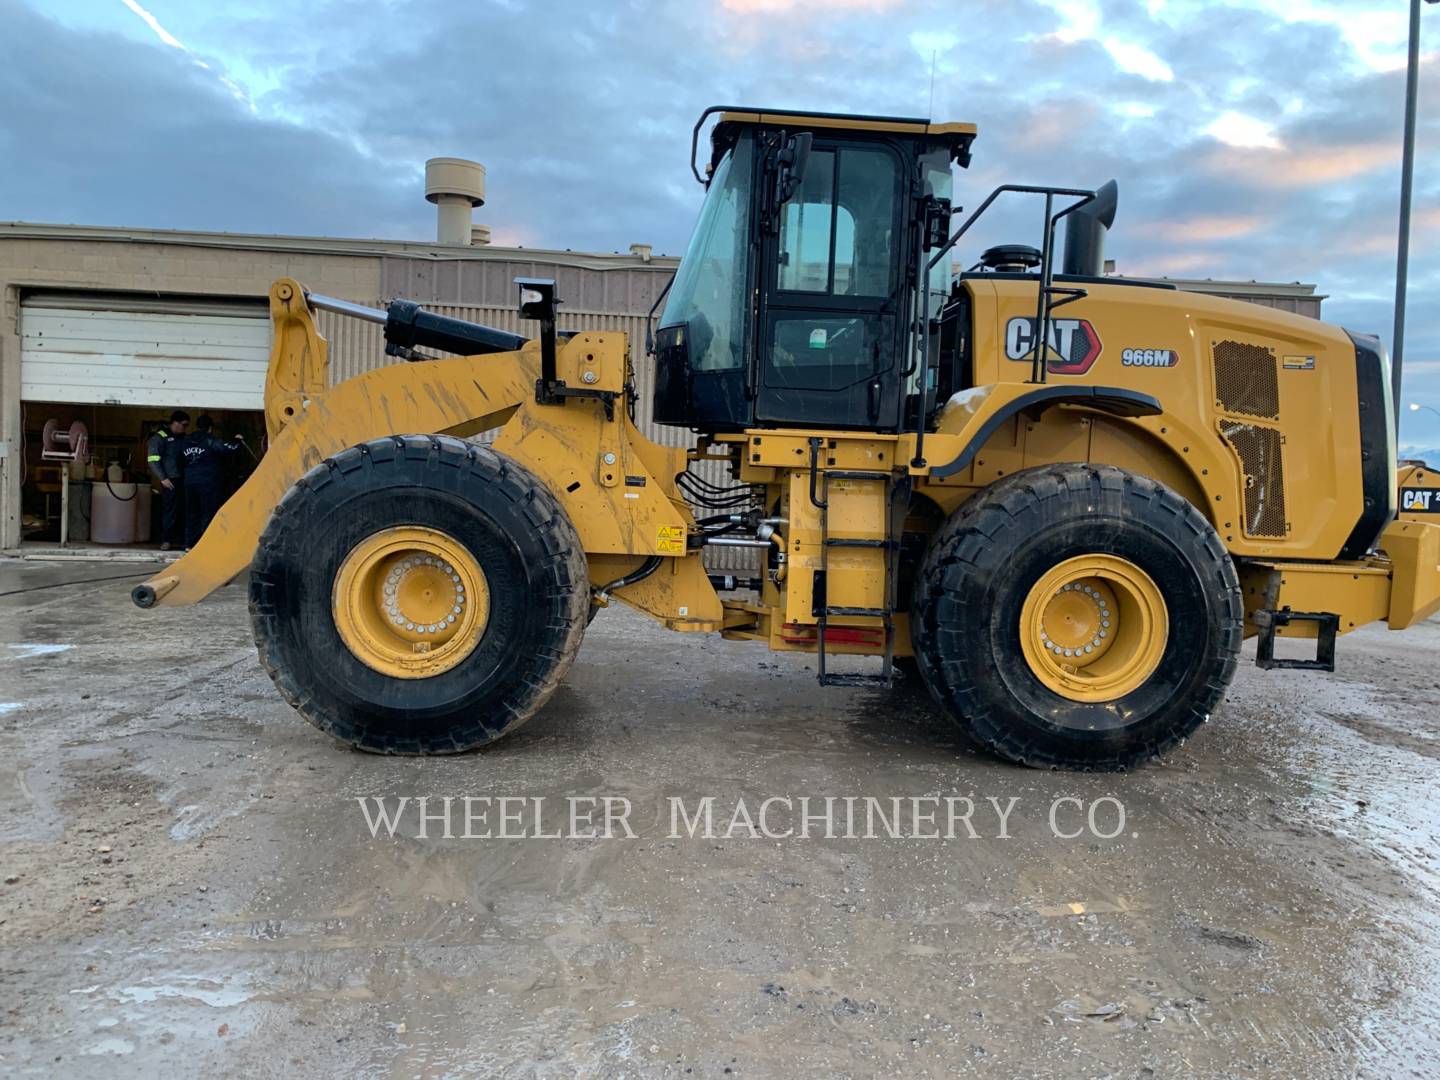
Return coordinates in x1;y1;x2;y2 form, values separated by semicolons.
1;557;1438;1078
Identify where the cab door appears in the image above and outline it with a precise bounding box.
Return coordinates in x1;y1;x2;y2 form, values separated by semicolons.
754;140;906;430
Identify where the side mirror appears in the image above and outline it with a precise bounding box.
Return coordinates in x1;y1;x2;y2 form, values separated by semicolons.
923;196;952;251
775;132;813;205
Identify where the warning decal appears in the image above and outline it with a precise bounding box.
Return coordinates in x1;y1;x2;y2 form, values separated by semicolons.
656;524;686;554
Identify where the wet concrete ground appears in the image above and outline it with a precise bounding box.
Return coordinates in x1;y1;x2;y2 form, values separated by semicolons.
1;557;1438;1078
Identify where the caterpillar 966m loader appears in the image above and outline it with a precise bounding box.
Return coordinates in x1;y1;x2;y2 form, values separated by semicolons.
132;107;1440;770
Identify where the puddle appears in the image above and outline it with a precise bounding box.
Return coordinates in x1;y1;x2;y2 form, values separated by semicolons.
117;979;253;1008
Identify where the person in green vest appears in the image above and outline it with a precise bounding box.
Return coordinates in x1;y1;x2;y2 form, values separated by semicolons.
146;409;189;550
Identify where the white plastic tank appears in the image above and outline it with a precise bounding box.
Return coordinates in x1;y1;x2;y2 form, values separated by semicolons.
91;481;141;544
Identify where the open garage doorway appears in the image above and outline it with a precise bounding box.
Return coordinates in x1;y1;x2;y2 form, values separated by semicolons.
19;402;266;551
16;291;270;554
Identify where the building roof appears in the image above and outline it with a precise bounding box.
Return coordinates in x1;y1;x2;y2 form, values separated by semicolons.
1131;275;1325;301
0;221;680;273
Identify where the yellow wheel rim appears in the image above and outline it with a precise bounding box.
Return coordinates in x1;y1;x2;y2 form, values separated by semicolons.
331;526;490;679
1018;554;1168;703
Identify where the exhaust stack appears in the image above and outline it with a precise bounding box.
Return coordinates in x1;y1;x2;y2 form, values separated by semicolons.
1061;179;1118;277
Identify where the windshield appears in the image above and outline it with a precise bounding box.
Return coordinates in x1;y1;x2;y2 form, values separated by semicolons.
659;135;753;371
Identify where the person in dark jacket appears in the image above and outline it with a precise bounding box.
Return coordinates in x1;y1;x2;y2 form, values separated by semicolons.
182;415;244;548
146;410;189;550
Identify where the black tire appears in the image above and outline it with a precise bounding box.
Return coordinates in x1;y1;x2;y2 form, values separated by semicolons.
911;464;1242;770
249;435;588;754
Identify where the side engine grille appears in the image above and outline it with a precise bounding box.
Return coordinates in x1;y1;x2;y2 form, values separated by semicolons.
1220;421;1287;538
1212;340;1279;420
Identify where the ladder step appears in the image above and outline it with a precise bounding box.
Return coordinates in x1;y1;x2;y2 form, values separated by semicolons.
826;469;892;481
819;672;893;688
824;606;889;618
824;537;894;549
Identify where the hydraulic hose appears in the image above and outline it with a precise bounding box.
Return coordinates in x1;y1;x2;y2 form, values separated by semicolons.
594;555;664;601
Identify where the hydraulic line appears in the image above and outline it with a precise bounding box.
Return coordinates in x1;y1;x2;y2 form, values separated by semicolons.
594;556;664;601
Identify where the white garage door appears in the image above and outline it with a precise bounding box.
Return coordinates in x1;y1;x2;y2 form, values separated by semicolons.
21;295;269;409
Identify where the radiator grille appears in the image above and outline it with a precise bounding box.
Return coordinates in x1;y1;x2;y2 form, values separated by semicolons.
1220;421;1287;537
1212;340;1279;419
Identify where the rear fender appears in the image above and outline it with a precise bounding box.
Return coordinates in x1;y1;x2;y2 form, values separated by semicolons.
921;383;1162;479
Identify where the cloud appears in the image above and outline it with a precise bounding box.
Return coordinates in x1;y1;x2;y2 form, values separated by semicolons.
1102;39;1173;82
1199;140;1398;187
1145;214;1267;244
720;0;900;12
2;0;1438;434
1204;111;1281;150
0;0;420;238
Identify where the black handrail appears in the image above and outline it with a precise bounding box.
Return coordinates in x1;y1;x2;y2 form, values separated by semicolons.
909;184;1096;469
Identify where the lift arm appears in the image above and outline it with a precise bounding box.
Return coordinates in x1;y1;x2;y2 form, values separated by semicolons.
135;281;537;607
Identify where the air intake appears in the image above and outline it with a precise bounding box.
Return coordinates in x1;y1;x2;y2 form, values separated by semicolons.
1220;420;1287;537
1212;340;1279;420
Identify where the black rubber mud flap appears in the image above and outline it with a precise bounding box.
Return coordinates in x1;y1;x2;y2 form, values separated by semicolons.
911;463;1243;771
249;434;588;754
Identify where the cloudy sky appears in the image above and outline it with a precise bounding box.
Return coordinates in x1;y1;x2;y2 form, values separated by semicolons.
2;0;1436;445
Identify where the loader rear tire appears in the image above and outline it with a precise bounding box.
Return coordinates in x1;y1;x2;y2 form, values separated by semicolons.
911;464;1242;771
249;435;588;754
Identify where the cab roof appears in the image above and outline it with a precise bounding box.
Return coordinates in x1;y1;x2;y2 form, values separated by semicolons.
715;108;977;139
692;105;977;182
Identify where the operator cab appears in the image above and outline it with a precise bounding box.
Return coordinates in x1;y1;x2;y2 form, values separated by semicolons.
653;108;976;434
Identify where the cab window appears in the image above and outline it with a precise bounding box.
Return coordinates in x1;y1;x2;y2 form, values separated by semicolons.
776;147;897;298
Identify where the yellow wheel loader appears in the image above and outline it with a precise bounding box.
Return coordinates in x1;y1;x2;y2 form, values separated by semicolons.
132;107;1440;770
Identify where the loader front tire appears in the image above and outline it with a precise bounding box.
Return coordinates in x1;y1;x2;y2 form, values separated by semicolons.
249;435;588;754
911;464;1242;770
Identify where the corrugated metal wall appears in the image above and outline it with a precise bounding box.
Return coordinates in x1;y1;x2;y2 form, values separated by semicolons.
315;304;759;573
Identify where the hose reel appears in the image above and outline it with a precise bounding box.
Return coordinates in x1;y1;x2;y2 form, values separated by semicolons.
39;418;90;547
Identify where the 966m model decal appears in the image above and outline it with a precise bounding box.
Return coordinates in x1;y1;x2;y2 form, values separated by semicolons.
1121;348;1179;367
